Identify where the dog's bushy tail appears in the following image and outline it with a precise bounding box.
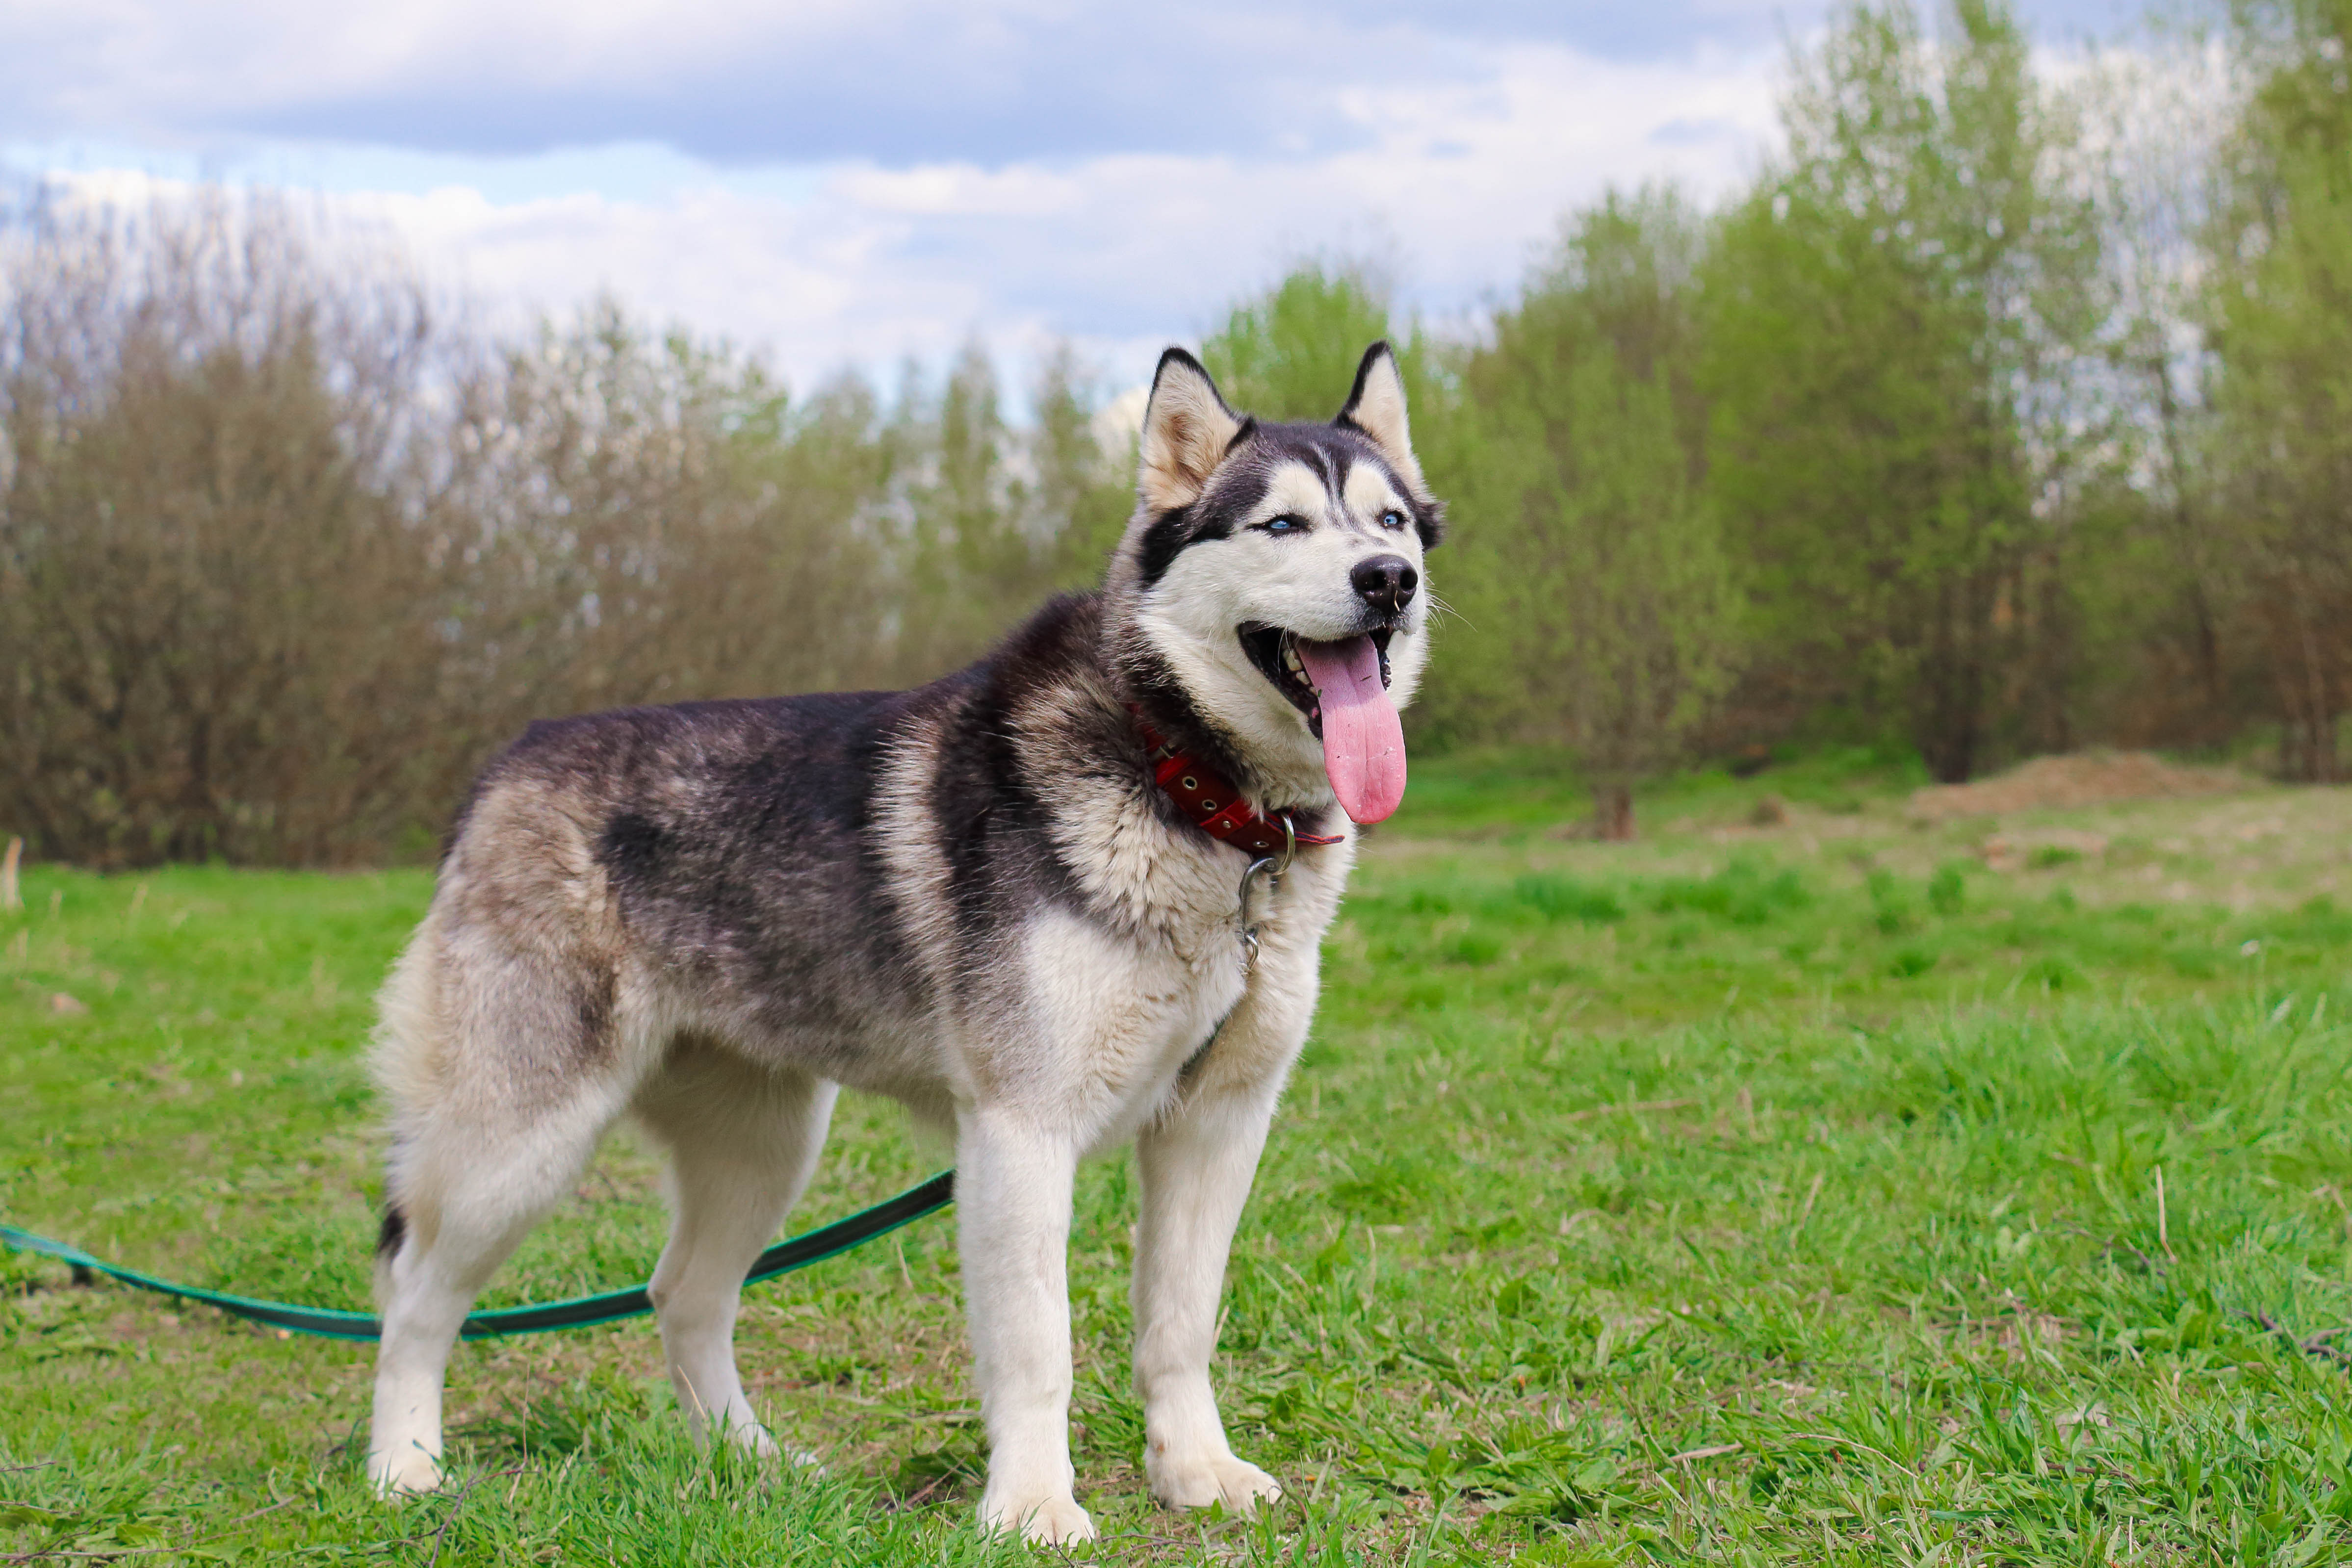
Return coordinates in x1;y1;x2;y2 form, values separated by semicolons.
370;927;443;1303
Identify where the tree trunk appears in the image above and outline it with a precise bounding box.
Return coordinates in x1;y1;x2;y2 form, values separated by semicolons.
2275;580;2344;783
2153;357;2229;730
1915;574;1988;784
1917;689;1981;784
2284;711;2341;784
1593;782;1635;841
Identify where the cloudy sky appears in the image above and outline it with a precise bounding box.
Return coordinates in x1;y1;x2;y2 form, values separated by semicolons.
3;0;2148;394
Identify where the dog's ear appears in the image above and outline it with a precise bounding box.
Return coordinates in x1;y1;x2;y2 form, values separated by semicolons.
1139;348;1245;512
1335;341;1427;495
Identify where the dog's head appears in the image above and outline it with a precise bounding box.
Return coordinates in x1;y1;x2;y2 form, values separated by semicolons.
1109;342;1444;825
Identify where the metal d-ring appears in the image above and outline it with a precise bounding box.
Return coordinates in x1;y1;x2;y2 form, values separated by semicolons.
1235;818;1304;976
1237;818;1297;976
1237;856;1273;975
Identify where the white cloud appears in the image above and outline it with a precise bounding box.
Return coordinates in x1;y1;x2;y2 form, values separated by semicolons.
1;0;1651;166
8;0;2148;396
177;37;1782;392
0;0;2145;166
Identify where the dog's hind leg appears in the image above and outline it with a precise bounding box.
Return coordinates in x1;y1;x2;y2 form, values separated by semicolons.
367;935;638;1498
633;1042;837;1458
368;1089;620;1494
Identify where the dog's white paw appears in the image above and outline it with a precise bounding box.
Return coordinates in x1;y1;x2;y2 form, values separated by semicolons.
366;1446;444;1499
981;1486;1097;1544
742;1433;831;1473
1148;1448;1283;1514
716;1419;782;1461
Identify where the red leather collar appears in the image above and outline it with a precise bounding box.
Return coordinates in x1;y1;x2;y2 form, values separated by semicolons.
1128;706;1344;858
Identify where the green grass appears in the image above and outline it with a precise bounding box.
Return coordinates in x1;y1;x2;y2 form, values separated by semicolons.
1390;744;1928;838
9;760;2352;1563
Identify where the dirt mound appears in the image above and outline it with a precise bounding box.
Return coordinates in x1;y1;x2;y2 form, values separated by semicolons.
1909;750;2251;822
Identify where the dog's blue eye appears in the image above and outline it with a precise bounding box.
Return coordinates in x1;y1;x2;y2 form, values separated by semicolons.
1263;515;1304;534
1380;510;1406;530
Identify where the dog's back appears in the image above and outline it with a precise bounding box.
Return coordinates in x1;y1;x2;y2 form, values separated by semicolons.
374;682;947;1176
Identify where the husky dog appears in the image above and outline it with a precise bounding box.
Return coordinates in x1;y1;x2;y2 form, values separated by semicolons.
366;342;1441;1543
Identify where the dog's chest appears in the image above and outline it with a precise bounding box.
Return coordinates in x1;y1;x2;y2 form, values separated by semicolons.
1004;836;1340;1141
1015;879;1250;1096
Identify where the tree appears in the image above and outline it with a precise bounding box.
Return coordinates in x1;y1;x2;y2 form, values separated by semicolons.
1446;189;1735;838
0;192;474;865
474;301;901;710
888;340;1027;678
2205;0;2352;779
1201;263;1396;421
2075;43;2239;743
1031;344;1136;589
1701;0;2099;782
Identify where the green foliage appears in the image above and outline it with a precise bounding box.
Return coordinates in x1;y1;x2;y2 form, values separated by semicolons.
1034;346;1137;589
2204;0;2352;779
1432;190;1736;826
1867;867;1915;933
1176;0;2352;791
896;340;1022;674
1199;263;1396;422
1699;0;2101;783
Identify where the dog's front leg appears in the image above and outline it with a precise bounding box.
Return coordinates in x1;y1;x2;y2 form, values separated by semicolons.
1132;1080;1284;1514
957;1105;1094;1544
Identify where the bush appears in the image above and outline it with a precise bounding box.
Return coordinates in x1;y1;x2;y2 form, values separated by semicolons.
0;194;489;865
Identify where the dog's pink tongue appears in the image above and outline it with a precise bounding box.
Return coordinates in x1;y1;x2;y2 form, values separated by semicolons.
1295;635;1406;824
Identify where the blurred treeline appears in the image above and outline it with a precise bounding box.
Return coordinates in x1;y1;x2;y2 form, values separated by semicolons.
0;204;1128;865
1230;0;2352;833
3;0;2348;865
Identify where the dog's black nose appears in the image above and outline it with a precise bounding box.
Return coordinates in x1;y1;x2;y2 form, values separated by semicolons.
1350;555;1418;614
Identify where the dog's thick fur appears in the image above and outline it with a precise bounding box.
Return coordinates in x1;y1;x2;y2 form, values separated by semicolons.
365;343;1441;1542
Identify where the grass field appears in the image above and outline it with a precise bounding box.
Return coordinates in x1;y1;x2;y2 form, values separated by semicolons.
9;752;2352;1564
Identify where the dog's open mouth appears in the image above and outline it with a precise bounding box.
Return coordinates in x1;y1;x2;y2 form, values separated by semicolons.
1239;624;1393;735
1238;624;1404;824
